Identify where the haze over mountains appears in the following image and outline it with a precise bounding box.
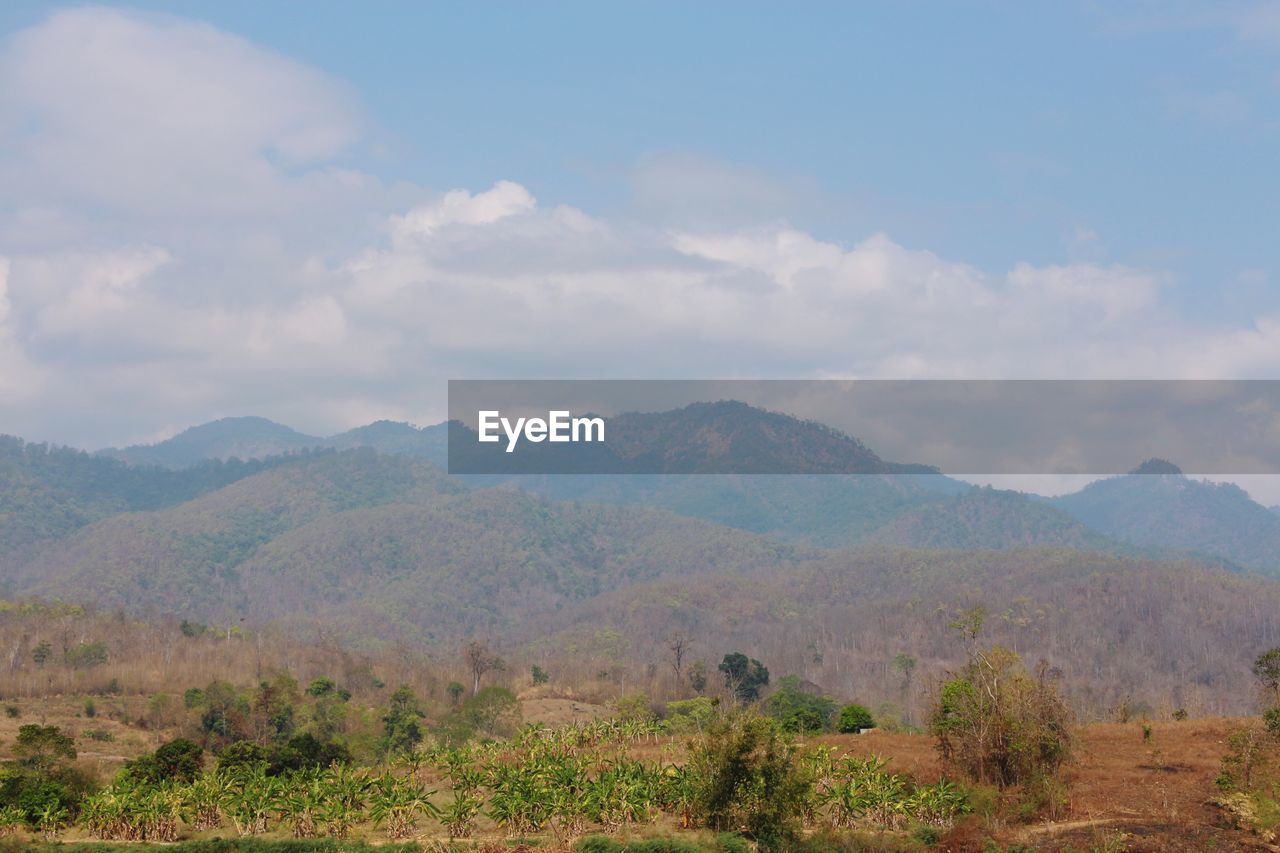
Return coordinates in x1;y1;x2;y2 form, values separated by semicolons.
5;400;1280;713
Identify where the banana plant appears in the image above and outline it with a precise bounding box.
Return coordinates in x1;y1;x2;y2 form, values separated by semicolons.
368;771;439;840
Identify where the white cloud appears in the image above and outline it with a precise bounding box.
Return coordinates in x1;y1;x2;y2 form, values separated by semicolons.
391;181;537;241
0;6;364;216
0;7;1277;449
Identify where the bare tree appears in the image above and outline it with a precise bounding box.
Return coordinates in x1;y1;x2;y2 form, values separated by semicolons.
666;633;690;683
464;640;503;696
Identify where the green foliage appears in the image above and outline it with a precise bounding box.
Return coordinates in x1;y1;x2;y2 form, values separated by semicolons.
197;681;251;748
122;739;204;785
13;725;77;777
837;704;876;733
380;685;425;757
718;653;769;703
929;646;1072;791
64;641;109;669
614;694;657;724
31;640;51;667
459;686;521;738
1256;647;1280;708
531;664;550;685
685;711;810;847
763;676;836;733
666;697;718;733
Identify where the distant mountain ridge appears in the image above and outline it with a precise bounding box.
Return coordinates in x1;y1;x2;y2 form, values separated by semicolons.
100;417;447;468
18;405;1280;578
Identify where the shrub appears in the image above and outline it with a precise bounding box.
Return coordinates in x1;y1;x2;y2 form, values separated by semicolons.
666;697;717;733
837;703;876;733
686;711;811;848
718;653;769;703
123;738;204;784
764;676;835;733
929;646;1072;789
64;641;109;669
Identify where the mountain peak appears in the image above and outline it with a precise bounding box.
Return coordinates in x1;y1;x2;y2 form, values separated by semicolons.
1128;458;1183;476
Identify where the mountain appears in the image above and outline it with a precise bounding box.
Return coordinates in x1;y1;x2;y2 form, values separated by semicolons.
102;417;448;469
604;400;931;474
101;417;321;467
8;438;1280;714
0;434;294;582
16;450;810;641
866;486;1123;551
1051;461;1280;574
14;449;463;606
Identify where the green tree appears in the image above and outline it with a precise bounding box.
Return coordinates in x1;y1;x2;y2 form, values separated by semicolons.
31;641;51;667
531;664;550;685
123;738;204;784
447;681;465;705
63;641;108;668
1253;648;1280;708
461;686;521;738
763;676;835;733
686;712;811;848
719;652;769;702
837;703;876;733
381;685;425;756
12;726;76;778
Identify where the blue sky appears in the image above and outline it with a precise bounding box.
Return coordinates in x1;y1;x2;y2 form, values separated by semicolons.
5;1;1276;293
0;2;1278;450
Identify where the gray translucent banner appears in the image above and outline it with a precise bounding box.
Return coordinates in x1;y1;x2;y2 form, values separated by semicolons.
446;379;1280;475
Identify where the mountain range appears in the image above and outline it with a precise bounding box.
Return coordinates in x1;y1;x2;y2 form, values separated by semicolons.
4;400;1280;713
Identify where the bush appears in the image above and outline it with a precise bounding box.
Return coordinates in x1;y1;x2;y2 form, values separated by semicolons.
837;703;876;733
64;641;109;669
764;676;836;733
686;711;811;848
929;646;1072;790
666;697;717;733
123;738;204;784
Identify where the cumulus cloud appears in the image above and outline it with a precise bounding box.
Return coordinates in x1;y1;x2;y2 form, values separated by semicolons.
0;7;1276;449
0;6;363;215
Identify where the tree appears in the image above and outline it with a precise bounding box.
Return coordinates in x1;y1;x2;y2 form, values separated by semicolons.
838;704;876;733
719;652;769;703
12;725;76;778
461;687;521;738
447;681;465;705
688;660;708;694
464;640;503;696
687;712;811;847
251;673;299;744
530;665;549;685
667;633;690;683
1253;648;1280;708
930;646;1072;789
381;685;425;756
763;676;836;733
31;641;51;667
123;738;204;784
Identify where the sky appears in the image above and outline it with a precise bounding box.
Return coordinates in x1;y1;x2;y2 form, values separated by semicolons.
1;1;1279;458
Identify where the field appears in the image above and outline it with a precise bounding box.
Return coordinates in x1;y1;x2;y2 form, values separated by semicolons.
1;691;1275;852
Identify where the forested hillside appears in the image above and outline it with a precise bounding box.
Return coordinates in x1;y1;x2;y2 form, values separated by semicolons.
1052;464;1280;574
0;436;293;579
